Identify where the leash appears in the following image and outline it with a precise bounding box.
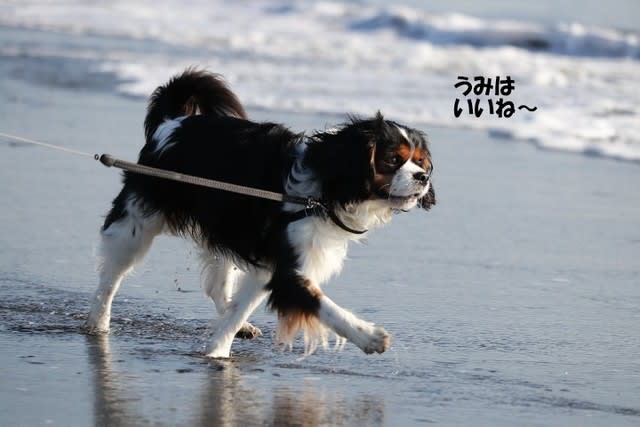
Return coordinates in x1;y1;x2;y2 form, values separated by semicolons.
0;131;96;159
97;154;322;209
0;131;367;234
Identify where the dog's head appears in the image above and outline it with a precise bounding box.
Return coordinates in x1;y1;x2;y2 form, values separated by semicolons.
305;112;435;212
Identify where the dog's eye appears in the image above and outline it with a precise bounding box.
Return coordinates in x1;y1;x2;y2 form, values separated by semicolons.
389;155;401;165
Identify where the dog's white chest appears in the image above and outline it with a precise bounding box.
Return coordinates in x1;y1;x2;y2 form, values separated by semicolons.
287;217;350;286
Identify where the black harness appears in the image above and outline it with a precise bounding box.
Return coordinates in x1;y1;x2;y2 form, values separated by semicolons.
284;196;368;235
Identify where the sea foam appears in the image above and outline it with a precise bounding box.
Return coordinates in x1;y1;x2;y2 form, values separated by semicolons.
1;0;639;161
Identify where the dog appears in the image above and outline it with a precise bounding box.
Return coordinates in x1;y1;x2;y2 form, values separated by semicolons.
86;69;435;357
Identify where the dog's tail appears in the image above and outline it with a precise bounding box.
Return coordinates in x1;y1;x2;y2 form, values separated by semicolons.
144;68;248;144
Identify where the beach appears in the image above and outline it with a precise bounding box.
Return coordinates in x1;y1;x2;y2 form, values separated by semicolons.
1;3;640;426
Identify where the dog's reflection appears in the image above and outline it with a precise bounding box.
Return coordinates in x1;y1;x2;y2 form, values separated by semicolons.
195;358;263;427
86;335;138;426
270;386;385;426
86;335;386;426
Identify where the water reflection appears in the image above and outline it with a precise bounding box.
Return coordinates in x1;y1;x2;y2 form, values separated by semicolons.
86;336;386;426
271;386;385;426
195;358;265;427
86;335;145;425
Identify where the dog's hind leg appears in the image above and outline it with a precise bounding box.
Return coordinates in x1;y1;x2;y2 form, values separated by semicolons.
86;192;164;334
205;270;269;358
201;255;262;339
202;255;237;315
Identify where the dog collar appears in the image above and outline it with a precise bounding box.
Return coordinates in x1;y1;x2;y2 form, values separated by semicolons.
287;203;368;235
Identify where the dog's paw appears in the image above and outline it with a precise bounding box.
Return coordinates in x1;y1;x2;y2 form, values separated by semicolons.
360;325;391;354
84;315;111;335
205;339;233;359
83;323;110;336
205;348;231;359
235;322;262;339
348;324;390;354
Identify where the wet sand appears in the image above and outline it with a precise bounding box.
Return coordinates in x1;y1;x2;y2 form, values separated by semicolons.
1;58;640;426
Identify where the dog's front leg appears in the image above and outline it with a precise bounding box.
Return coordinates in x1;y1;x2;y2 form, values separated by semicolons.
270;223;391;354
317;295;391;354
266;249;391;354
268;274;391;354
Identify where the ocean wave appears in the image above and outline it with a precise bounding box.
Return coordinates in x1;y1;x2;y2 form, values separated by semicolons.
2;1;638;61
1;0;639;162
348;8;639;59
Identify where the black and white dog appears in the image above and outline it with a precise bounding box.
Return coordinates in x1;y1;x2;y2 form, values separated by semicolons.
87;69;435;357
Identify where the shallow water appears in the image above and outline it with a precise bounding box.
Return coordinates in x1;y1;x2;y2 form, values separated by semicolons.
1;56;640;425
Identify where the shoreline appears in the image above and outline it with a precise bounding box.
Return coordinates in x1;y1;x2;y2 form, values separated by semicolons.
1;25;639;427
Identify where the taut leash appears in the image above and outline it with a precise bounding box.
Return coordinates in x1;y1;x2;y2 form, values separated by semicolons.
0;131;96;159
0;132;368;234
97;154;320;209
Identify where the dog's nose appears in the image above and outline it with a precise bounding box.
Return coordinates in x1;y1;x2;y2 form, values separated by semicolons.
413;171;429;184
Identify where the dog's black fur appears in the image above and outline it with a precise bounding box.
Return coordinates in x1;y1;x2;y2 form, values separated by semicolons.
95;69;435;350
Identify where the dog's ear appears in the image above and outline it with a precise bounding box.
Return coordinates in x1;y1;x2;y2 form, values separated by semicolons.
373;111;394;141
419;183;436;210
306;125;377;206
